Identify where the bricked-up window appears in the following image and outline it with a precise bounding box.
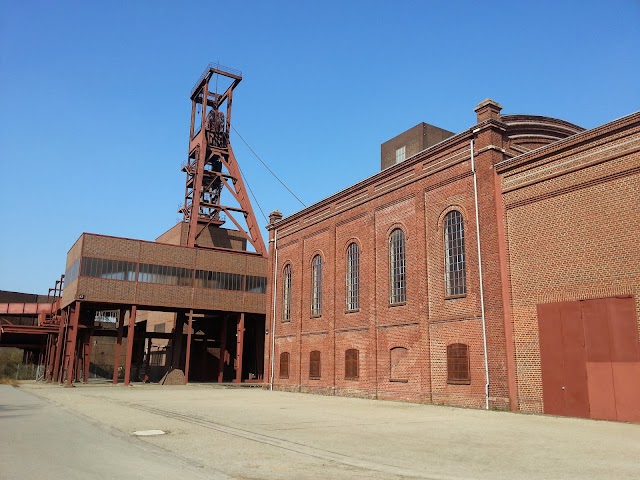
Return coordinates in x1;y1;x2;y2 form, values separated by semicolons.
389;229;406;304
346;243;360;310
311;255;322;316
390;347;409;382
282;264;292;322
345;349;359;380
447;343;470;384
309;350;321;379
444;210;466;296
279;352;290;379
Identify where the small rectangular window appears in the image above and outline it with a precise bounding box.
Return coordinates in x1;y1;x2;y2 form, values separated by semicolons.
395;146;406;164
309;351;321;379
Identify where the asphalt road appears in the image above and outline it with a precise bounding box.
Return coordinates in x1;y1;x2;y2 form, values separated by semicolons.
0;385;223;480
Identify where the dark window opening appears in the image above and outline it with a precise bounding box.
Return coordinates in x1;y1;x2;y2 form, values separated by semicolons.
447;343;470;384
345;349;359;380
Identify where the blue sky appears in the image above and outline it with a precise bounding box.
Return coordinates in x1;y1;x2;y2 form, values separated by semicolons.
1;1;639;294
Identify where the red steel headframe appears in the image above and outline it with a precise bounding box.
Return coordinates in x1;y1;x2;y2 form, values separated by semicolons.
179;64;266;256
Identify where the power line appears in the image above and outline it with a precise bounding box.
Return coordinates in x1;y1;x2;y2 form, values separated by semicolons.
231;126;307;208
236;162;268;224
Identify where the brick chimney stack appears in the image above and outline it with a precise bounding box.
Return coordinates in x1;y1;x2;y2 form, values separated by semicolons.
474;99;503;123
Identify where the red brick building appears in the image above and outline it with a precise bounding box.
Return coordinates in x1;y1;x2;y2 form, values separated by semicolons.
264;100;640;421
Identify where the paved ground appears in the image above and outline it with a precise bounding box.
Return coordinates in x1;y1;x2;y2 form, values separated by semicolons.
4;382;640;480
0;384;216;480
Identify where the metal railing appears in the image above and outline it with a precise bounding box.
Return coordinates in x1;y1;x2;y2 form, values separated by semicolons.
191;62;243;97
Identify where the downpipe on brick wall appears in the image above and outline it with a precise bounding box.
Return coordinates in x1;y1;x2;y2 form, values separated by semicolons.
269;228;278;391
471;136;490;410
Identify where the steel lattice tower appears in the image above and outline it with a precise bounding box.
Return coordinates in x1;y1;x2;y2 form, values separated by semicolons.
180;64;266;256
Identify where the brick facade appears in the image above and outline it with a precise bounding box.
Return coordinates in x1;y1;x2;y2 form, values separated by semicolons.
265;100;640;415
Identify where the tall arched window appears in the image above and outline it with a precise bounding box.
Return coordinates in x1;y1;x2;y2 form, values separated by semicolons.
311;255;322;316
279;352;290;379
444;210;466;296
345;349;359;380
447;343;470;384
346;242;360;310
389;229;406;304
282;264;292;322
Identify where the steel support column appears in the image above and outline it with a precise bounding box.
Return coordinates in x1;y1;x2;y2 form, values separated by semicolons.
234;313;244;383
143;338;152;383
113;308;125;384
64;302;81;387
82;334;92;383
51;309;67;383
124;305;137;386
184;309;194;384
217;315;228;382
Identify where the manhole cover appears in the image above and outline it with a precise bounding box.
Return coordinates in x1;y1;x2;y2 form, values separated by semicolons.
132;430;166;436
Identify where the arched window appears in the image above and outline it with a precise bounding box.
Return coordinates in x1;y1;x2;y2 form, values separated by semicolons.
309;350;321;379
444;210;466;296
345;349;359;380
447;343;470;384
279;352;290;379
282;264;292;322
389;229;406;304
390;346;409;382
346;243;360;310
311;255;322;316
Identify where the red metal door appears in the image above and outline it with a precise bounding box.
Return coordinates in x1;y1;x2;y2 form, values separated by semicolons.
538;301;589;418
537;302;565;415
559;302;590;418
539;296;640;422
582;298;617;421
607;297;640;422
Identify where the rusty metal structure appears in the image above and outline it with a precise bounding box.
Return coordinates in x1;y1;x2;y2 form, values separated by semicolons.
180;64;266;255
0;64;268;387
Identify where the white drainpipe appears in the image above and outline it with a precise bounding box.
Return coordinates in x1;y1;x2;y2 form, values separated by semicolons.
269;227;278;390
471;136;490;410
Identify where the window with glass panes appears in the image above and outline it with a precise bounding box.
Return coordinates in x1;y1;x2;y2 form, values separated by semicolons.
346;243;359;310
311;255;322;316
282;264;292;322
444;210;466;296
389;229;406;304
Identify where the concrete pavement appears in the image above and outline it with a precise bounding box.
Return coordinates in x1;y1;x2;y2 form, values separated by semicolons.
7;382;640;479
0;385;222;480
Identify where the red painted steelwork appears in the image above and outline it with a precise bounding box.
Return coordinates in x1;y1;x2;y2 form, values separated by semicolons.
180;65;266;256
0;303;52;315
124;306;137;385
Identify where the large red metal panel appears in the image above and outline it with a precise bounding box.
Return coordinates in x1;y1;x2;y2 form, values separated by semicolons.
559;302;590;419
582;299;611;362
607;297;640;362
586;362;617;421
611;362;640;422
537;302;565;416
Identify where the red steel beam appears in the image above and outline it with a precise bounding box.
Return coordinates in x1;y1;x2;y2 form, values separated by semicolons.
234;313;245;383
184;309;194;384
64;301;81;387
124;305;137;386
0;303;52;315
